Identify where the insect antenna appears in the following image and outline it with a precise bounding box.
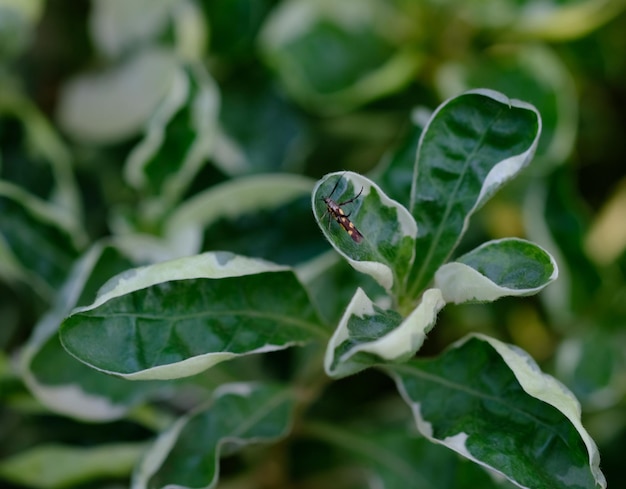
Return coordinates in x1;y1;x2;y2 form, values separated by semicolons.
320;173;344;202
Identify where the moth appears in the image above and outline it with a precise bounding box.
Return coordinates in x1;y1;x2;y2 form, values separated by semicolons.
320;176;364;243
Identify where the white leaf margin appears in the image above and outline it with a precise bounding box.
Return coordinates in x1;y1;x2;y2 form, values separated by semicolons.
434;238;558;304
391;333;606;489
313;171;418;293
325;287;444;378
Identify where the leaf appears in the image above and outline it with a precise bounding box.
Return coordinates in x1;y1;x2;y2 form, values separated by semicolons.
408;89;542;296
57;48;179;144
0;442;145;489
0;85;82;219
199;194;327;267
216;80;311;173
442;0;624;39
387;334;606;489
325;287;444;378
524;168;602;321
124;63;220;212
164;173;315;257
312;171;417;294
0;1;44;59
511;0;626;41
435;238;558;304
299;421;517;489
59;252;326;380
556;329;625;409
259;0;420;113
131;382;294;489
202;0;274;60
0;181;83;299
90;0;178;57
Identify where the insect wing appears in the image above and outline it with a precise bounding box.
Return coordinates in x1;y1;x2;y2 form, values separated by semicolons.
321;180;365;243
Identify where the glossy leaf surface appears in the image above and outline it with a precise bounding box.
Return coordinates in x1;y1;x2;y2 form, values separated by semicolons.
59;252;326;380
435;238;558;304
387;334;606;489
408;89;541;296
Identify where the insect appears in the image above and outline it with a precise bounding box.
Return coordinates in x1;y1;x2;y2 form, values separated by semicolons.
320;176;364;243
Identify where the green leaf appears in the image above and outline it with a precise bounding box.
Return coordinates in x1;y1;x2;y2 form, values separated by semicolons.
259;0;419;113
201;194;328;266
202;0;274;60
435;238;558;304
0;181;83;299
556;329;625;409
0;84;82;219
59;252;326;380
0;442;146;489
387;334;606;489
124;63;220;212
0;0;43;60
164;173;315;256
312;171;417;294
132;382;294;489
408;89;542;296
325;287;444;378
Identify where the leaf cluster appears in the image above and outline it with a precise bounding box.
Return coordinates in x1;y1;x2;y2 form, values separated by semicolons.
3;1;626;489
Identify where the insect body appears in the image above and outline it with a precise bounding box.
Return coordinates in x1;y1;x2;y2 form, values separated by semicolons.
321;177;364;243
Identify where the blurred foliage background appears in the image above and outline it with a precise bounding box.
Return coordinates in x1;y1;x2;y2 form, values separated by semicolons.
1;0;626;487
